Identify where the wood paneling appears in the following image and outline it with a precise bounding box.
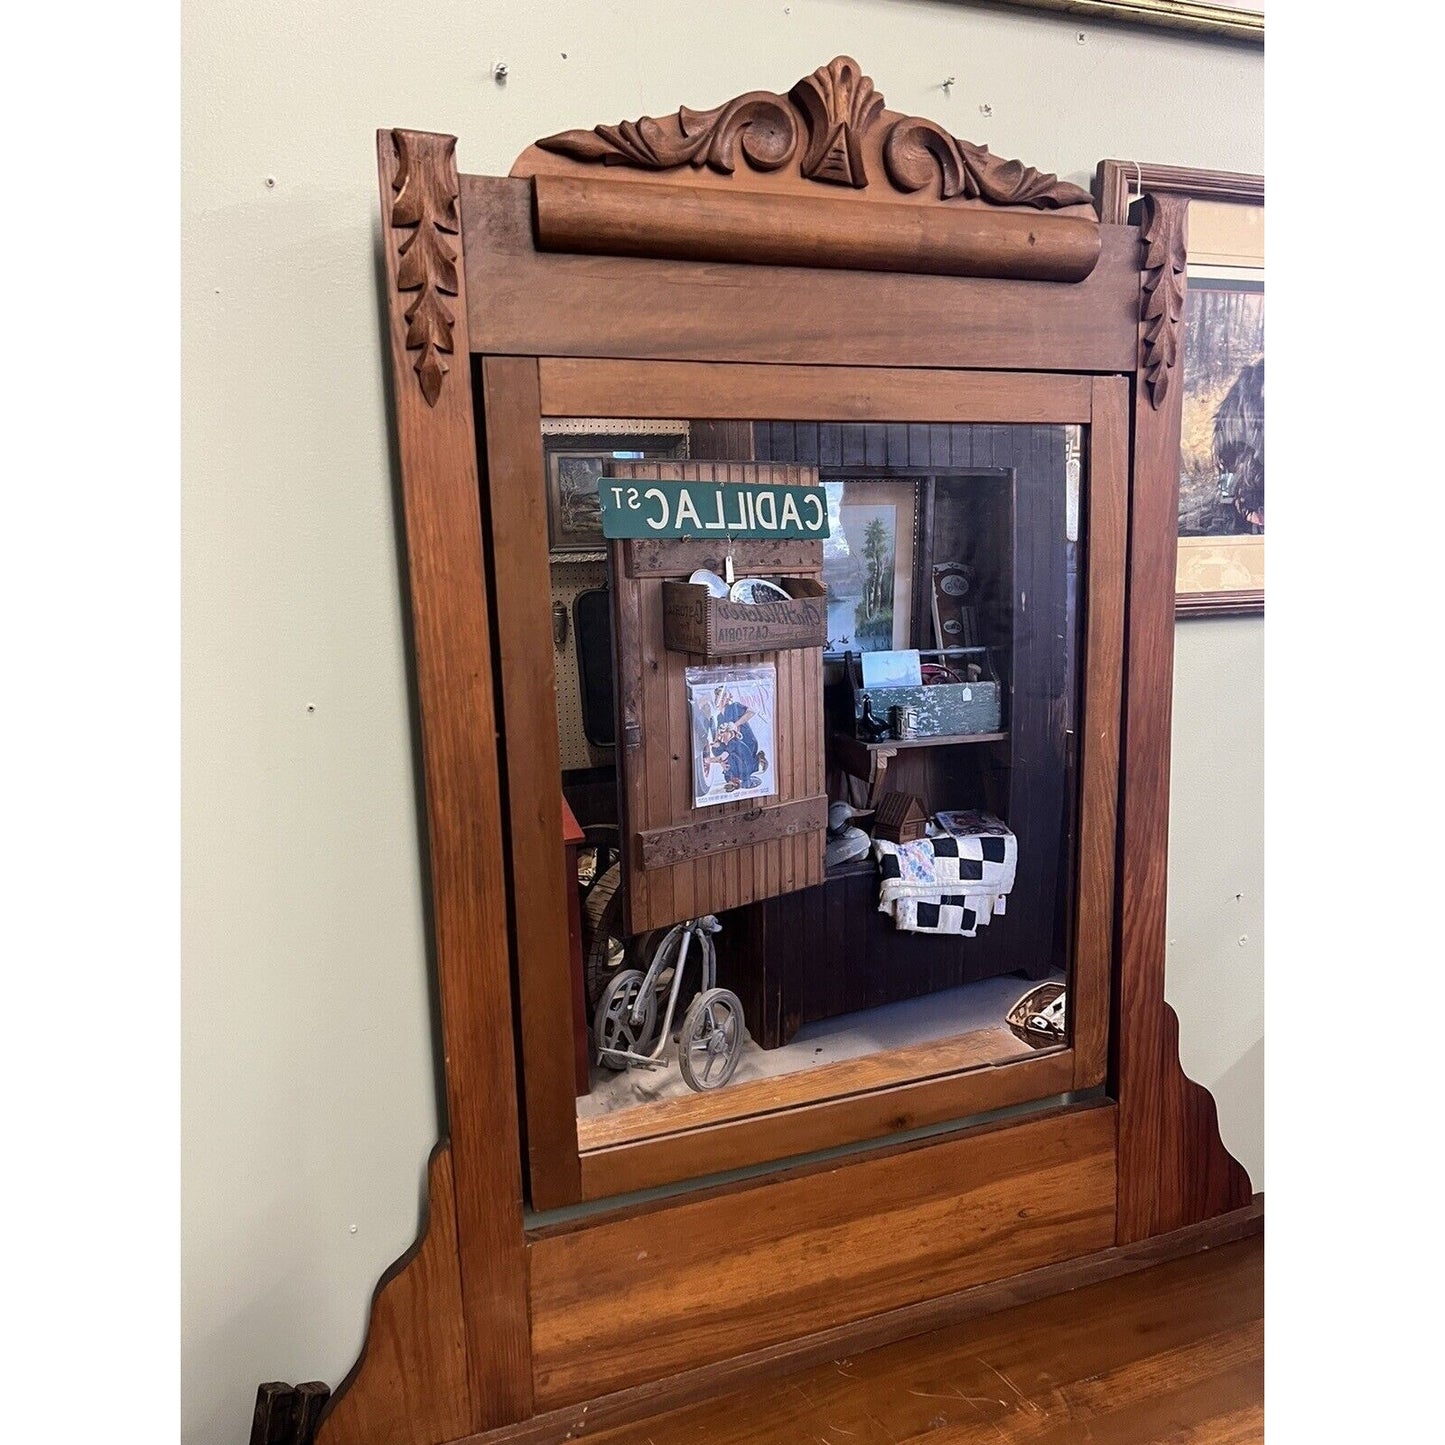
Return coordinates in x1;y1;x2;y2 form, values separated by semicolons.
481;356;581;1211
608;461;826;934
538;359;1094;423
529;1104;1117;1405
638;793;828;870
461;177;1139;373
316;1146;470;1445
1114;195;1252;1241
531;175;1101;281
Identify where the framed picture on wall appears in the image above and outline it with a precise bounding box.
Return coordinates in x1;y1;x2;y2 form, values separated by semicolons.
821;479;917;653
1096;163;1264;617
541;420;690;555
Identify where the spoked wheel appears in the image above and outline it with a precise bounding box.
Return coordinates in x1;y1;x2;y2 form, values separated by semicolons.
677;987;745;1092
593;969;657;1072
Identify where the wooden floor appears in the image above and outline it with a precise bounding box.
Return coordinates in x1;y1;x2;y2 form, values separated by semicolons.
584;1235;1264;1444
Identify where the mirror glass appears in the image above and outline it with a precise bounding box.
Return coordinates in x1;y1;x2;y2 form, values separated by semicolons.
540;417;1086;1144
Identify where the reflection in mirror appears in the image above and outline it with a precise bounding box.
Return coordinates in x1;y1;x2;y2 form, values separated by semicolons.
544;418;1085;1147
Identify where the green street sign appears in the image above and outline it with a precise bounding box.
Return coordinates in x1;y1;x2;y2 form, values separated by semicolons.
599;481;831;540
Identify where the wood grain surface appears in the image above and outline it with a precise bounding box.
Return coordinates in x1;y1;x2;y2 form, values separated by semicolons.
1072;377;1128;1089
531;174;1101;281
481;356;581;1211
577;1024;1044;1152
567;1232;1264;1444
529;1104;1117;1405
451;1201;1260;1445
607;460;826;934
330;130;533;1435
1114;194;1252;1242
538;359;1095;423
576;1047;1072;1200
462;178;1138;373
315;1145;469;1445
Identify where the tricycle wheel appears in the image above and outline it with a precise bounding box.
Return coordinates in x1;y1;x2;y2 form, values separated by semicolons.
677;987;745;1092
593;969;657;1071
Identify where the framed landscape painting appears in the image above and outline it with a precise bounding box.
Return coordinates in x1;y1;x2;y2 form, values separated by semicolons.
821;479;917;654
1096;164;1264;616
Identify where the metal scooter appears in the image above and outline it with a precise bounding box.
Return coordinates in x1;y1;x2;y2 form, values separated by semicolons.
592;914;746;1092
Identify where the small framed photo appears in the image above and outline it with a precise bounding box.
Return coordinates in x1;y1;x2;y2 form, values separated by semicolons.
686;665;778;810
542;422;690;554
546;451;609;552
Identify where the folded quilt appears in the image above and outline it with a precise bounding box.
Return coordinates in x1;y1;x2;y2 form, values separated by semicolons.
873;812;1017;937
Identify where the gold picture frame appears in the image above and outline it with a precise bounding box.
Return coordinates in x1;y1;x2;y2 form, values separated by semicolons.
1097;162;1264;618
988;1;1262;44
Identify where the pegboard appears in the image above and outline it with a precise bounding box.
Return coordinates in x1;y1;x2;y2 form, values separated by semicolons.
550;559;612;772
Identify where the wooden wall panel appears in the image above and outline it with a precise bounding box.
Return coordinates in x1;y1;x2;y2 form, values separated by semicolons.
608;461;826;933
529;1104;1117;1406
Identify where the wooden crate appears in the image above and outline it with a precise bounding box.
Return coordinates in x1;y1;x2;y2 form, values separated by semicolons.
662;577;827;660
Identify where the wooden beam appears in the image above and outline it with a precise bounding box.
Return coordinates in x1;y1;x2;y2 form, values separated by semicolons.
538;359;1095;423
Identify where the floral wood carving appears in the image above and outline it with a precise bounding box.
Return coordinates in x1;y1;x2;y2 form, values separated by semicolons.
884;119;1088;208
536;93;797;176
534;57;1093;213
790;56;885;187
1138;193;1189;409
390;130;460;406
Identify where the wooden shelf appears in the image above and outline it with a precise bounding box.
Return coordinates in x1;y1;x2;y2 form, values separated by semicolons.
849;730;1009;752
831;728;1010;807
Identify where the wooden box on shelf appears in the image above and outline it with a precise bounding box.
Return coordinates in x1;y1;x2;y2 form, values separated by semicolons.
662;577;828;659
873;792;929;844
847;648;1003;740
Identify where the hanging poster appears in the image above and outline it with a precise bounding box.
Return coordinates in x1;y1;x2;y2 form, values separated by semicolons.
686;665;778;809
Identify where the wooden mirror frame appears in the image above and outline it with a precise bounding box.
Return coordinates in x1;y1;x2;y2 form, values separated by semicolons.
314;59;1255;1445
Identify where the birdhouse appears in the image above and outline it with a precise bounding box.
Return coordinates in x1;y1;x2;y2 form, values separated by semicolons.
873;792;929;844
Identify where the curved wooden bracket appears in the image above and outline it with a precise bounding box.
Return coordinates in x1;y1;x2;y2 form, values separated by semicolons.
316;1143;470;1445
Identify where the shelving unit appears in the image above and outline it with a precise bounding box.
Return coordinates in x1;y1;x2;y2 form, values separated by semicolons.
833;728;1010;807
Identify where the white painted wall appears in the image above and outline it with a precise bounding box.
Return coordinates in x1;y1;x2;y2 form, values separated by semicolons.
181;3;1263;1440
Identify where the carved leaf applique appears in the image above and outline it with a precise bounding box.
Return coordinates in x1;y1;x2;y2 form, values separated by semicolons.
1138;194;1189;408
390;130;459;407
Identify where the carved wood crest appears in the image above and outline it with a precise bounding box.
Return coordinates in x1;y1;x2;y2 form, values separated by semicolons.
389;130;460;406
524;56;1093;213
1138;193;1188;408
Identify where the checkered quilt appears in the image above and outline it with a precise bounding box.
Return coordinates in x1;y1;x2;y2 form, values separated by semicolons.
872;811;1017;937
